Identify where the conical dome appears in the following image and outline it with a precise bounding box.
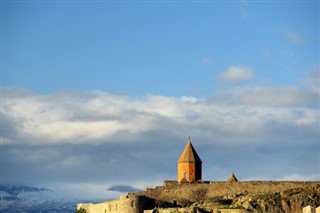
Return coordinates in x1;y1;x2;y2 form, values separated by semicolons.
177;142;202;163
228;172;238;182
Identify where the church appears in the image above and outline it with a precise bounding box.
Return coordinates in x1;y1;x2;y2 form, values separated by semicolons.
77;140;319;213
77;139;238;213
77;139;206;213
176;139;237;184
177;140;202;183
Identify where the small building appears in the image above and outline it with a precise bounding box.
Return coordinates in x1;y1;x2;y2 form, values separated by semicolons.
228;172;238;182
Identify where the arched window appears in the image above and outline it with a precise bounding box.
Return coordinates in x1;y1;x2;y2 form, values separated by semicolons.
184;172;188;179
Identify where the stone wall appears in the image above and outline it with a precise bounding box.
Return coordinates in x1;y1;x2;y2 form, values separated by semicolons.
143;208;247;213
78;181;319;213
303;206;315;213
141;181;320;202
77;194;155;213
303;206;320;213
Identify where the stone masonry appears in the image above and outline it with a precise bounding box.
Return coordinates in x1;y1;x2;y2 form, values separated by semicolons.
77;194;154;213
302;206;320;213
144;208;247;213
177;141;202;183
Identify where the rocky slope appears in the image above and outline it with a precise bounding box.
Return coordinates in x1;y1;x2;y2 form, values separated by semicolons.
140;181;320;213
207;184;320;212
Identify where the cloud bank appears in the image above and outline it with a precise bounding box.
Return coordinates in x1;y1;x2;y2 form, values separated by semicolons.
2;86;318;145
1;85;319;199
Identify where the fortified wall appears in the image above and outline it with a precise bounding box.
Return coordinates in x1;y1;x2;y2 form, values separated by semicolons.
77;181;320;213
144;207;247;213
143;180;320;200
77;194;154;213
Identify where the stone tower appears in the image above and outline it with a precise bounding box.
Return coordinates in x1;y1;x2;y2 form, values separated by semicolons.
177;139;202;183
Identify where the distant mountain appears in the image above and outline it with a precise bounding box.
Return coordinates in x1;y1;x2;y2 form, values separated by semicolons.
107;185;140;193
0;185;52;195
0;185;79;213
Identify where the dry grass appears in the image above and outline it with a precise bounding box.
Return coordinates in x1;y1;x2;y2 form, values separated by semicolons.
141;181;320;203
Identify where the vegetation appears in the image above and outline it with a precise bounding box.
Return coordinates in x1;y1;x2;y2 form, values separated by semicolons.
137;182;319;212
75;208;87;213
189;185;208;204
226;205;246;209
274;193;282;207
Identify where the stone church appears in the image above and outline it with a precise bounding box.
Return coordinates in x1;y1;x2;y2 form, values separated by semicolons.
77;139;320;213
177;140;202;183
77;140;203;213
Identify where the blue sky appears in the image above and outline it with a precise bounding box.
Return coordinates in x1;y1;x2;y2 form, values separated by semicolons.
3;1;318;96
1;0;319;200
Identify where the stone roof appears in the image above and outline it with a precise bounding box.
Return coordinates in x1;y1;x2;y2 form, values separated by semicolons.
177;142;202;163
228;172;238;182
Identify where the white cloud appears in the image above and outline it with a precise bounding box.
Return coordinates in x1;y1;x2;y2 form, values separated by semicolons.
239;1;249;19
280;174;320;181
200;58;213;65
218;65;255;81
261;48;271;59
217;86;318;107
243;174;320;181
304;65;320;95
285;31;303;44
2;86;318;146
25;121;124;143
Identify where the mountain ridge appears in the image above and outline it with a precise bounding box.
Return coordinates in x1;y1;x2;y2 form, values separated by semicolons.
0;185;79;213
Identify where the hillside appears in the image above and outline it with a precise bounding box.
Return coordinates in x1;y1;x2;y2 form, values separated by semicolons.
139;181;320;213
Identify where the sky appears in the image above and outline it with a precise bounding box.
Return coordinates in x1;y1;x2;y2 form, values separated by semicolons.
1;0;319;200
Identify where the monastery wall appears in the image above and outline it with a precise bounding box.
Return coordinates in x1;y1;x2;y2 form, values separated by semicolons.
77;194;155;213
148;181;320;201
144;208;247;213
77;181;319;213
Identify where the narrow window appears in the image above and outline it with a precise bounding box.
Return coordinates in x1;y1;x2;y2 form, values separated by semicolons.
184;172;188;179
132;200;135;208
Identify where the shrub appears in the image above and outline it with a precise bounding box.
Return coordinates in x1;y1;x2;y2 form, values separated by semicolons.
189;185;208;204
76;208;87;213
